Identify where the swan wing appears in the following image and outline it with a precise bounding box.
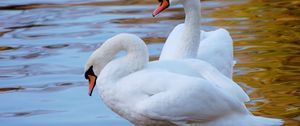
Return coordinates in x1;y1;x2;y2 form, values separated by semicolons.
159;24;185;59
181;59;250;102
198;28;234;78
134;71;244;122
147;59;250;102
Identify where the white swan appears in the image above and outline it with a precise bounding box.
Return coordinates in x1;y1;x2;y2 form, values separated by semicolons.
84;33;283;126
153;0;247;103
153;0;234;79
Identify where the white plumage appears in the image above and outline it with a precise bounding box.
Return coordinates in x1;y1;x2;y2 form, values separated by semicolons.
160;0;234;77
84;0;283;125
84;33;283;126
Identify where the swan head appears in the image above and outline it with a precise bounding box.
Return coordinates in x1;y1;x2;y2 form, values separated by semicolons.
84;45;109;96
84;33;149;96
84;65;97;96
152;0;184;17
84;45;112;96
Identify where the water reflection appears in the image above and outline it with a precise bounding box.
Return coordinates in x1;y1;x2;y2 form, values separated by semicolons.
0;87;24;92
0;110;63;118
0;0;299;126
208;1;300;125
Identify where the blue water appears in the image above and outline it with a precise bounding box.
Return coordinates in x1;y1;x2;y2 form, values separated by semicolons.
0;0;299;126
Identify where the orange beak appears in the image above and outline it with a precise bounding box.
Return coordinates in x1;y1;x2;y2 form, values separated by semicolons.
153;0;170;17
88;75;97;96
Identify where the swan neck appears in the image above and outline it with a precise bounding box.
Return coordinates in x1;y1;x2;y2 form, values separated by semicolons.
183;0;201;27
94;34;149;85
179;0;201;58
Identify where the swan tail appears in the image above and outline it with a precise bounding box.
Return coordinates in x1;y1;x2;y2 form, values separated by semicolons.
190;115;283;126
251;116;284;126
234;115;283;126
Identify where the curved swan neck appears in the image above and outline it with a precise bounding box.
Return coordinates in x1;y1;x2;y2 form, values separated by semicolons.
91;34;149;83
180;0;201;58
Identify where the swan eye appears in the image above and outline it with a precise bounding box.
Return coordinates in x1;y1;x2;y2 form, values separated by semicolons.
158;0;169;4
158;0;170;5
85;66;96;79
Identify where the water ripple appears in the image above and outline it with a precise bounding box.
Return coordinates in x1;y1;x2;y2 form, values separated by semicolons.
0;0;299;126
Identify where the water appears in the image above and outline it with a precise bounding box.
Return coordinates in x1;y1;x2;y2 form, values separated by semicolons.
0;0;299;125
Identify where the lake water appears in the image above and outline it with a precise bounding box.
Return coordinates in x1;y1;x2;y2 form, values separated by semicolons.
0;0;299;126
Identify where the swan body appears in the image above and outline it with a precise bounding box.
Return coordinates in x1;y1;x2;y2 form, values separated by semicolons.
161;24;234;78
157;0;234;79
84;33;283;126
